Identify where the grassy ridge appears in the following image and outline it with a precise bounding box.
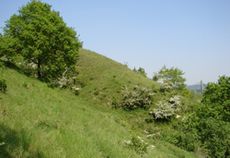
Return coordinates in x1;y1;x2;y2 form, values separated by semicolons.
76;49;157;105
0;50;197;157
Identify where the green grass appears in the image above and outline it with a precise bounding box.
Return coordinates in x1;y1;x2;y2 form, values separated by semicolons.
0;50;197;157
76;49;158;106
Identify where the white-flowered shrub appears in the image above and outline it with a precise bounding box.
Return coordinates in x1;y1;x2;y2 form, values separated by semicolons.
149;95;181;121
120;85;153;110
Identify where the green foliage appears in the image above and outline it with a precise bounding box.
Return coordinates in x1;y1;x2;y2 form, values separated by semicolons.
119;85;153;110
3;0;82;82
0;79;7;93
197;118;230;158
153;66;186;91
133;67;147;77
195;79;230;157
202;76;230;121
0;34;19;60
161;125;200;153
167;113;201;152
172;76;230;158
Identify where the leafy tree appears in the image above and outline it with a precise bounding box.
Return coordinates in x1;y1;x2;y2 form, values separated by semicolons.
2;0;82;82
153;66;186;90
202;76;230;105
174;76;230;157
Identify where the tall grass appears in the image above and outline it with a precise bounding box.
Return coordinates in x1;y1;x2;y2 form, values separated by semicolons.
0;54;197;157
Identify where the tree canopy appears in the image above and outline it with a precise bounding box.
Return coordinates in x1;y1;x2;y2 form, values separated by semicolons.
153;66;186;90
2;0;82;82
175;76;230;157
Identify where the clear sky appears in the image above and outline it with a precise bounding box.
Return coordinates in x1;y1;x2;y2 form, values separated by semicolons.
1;0;230;84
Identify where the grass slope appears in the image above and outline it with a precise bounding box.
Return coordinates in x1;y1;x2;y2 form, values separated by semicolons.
0;50;197;157
76;49;157;105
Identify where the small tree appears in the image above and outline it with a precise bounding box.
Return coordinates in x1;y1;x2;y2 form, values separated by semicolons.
153;66;186;91
3;0;82;82
134;67;147;77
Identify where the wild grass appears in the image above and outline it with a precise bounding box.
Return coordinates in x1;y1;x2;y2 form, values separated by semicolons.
76;49;158;106
0;50;197;157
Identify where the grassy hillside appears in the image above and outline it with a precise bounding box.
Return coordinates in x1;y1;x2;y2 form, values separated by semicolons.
0;67;197;157
76;49;157;106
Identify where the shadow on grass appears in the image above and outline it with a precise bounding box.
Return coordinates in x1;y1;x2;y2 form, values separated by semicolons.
3;61;34;78
0;124;44;158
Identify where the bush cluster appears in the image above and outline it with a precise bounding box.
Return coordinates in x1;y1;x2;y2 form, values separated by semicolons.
119;85;153;110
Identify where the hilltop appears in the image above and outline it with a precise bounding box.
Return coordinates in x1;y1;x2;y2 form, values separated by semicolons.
76;49;157;105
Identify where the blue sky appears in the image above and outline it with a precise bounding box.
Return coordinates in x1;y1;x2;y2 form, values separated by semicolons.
1;0;230;84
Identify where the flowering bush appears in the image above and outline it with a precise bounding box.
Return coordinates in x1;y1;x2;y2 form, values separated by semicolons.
149;95;181;120
120;85;153;110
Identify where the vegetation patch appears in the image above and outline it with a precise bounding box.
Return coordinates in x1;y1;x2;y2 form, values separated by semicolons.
149;95;182;121
118;85;153;110
123;136;149;155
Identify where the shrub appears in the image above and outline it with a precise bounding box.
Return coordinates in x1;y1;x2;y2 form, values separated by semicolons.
149;95;181;121
150;101;175;120
0;79;7;93
168;115;201;152
119;85;153;110
198;118;230;158
47;68;78;88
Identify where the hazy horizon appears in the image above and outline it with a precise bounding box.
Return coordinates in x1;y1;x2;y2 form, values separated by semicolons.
1;0;230;84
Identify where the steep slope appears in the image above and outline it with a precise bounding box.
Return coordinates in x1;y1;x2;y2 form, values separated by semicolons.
76;49;157;106
0;68;197;157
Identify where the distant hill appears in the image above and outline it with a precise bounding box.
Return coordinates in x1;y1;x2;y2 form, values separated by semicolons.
188;83;206;93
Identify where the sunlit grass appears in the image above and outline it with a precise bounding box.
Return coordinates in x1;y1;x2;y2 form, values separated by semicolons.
0;51;197;157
